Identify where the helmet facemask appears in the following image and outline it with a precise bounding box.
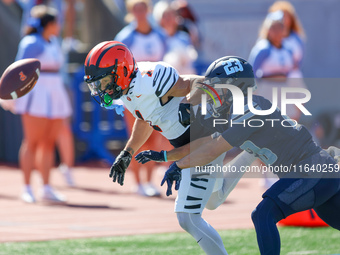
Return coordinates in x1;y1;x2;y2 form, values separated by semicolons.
199;78;231;118
87;74;123;105
200;76;257;119
85;59;125;105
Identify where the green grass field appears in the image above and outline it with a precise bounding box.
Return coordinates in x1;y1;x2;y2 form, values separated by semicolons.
0;227;339;255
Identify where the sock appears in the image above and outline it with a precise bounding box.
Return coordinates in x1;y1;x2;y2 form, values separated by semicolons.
59;163;70;172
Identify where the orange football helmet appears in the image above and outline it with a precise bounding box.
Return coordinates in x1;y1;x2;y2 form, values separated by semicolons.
84;41;137;103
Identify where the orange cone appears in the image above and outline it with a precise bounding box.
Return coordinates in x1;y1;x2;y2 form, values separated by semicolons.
278;209;328;227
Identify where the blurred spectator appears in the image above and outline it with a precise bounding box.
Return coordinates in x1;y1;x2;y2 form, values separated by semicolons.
269;1;306;78
2;0;80;51
249;11;294;80
248;11;295;188
114;0;171;197
2;0;76;187
2;0;64;36
153;0;197;74
115;0;167;61
13;5;72;203
267;1;308;129
172;0;201;51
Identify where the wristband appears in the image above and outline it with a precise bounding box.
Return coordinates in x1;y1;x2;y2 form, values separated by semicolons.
163;151;168;162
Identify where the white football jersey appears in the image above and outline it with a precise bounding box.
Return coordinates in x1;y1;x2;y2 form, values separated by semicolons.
121;61;189;140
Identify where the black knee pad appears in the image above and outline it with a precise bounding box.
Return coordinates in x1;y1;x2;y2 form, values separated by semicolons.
252;198;285;225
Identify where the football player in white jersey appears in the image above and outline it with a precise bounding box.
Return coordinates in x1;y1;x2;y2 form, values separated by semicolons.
84;41;256;255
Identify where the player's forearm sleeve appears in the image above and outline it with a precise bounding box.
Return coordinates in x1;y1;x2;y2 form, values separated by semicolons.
205;151;257;210
228;151;257;170
222;151;257;199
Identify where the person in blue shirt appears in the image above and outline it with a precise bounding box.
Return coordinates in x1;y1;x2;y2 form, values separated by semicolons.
13;5;73;203
114;0;167;62
2;0;64;36
248;11;294;80
137;56;340;255
249;8;306;187
153;1;197;74
269;1;306;78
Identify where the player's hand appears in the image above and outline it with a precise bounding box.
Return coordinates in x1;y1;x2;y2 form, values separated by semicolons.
178;103;193;127
161;162;182;196
135;150;167;164
326;146;340;163
109;150;132;185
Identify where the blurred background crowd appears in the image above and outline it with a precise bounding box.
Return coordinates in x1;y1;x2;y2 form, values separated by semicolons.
0;0;340;202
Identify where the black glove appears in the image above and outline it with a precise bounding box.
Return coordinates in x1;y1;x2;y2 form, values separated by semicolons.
135;150;167;164
178;103;194;127
161;162;182;196
109;150;132;186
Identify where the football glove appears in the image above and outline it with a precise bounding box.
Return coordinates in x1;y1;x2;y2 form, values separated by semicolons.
325;146;340;163
161;162;182;196
178;103;193;127
109;150;132;185
135;150;167;164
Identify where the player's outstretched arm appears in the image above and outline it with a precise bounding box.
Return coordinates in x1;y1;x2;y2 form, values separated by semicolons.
177;135;232;169
135;136;214;164
109;119;153;185
123;119;154;156
206;151;257;210
162;75;204;99
161;135;232;196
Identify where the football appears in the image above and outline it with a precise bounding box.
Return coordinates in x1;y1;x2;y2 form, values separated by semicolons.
0;58;41;100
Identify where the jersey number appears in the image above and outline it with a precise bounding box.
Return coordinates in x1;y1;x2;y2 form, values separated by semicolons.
222;58;244;75
240;140;278;165
135;110;162;132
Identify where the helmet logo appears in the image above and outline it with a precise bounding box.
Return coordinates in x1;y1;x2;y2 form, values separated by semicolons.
222;58;244;75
